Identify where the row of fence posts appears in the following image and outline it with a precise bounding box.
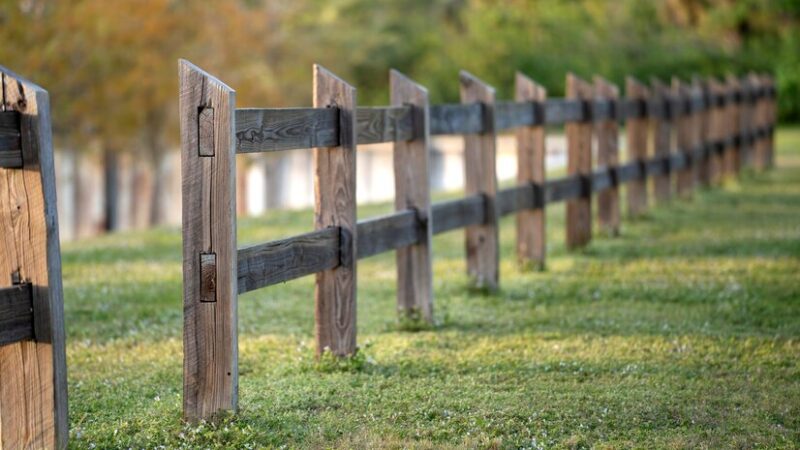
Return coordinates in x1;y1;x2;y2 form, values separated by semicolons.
180;60;776;422
0;61;776;448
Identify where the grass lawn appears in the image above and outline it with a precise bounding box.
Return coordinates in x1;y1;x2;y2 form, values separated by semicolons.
64;129;800;449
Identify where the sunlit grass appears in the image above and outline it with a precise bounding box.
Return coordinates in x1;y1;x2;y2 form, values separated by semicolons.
62;129;800;448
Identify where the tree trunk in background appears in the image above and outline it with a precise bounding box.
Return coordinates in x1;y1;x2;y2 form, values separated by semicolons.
264;153;284;210
237;156;249;216
73;150;94;238
130;158;153;229
103;147;119;231
148;151;165;226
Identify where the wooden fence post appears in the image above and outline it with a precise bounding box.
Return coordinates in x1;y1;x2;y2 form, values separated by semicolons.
672;78;693;197
626;77;649;217
460;71;498;289
314;65;357;356
651;78;672;203
0;67;68;449
737;76;752;170
391;69;433;323
753;74;768;171
725;75;741;177
179;60;238;421
594;76;620;237
565;74;593;249
515;72;547;268
765;75;776;168
708;78;725;185
688;80;704;189
694;77;712;187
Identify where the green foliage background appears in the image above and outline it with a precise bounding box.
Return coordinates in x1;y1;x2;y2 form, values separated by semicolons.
1;0;798;151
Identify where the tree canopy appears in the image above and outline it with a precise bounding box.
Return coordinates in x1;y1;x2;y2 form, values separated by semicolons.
0;0;797;154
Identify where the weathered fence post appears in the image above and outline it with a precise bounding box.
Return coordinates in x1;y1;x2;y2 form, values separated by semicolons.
565;74;593;249
391;69;433;323
687;80;704;188
460;71;498;289
737;76;752;170
724;76;741;177
0;66;68;449
694;77;712;187
651;78;672;203
753;74;769;171
515;72;547;268
708;78;725;185
179;60;238;421
626;77;649;217
314;65;358;356
765;74;776;168
594;76;620;236
672;78;693;197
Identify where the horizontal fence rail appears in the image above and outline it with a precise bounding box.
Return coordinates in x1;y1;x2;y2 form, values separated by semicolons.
0;110;23;168
0;284;34;346
180;61;777;422
231;88;776;153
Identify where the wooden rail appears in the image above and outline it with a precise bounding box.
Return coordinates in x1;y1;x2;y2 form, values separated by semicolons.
180;62;777;422
0;110;23;168
230;90;770;154
0;284;34;346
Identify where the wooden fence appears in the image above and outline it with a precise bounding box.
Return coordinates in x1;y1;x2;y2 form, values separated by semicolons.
179;60;776;421
0;67;67;449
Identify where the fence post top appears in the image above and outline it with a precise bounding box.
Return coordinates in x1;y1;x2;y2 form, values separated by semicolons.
625;76;649;96
1;65;48;96
459;70;495;94
390;69;428;95
314;64;356;91
178;59;235;94
515;72;546;99
593;76;618;97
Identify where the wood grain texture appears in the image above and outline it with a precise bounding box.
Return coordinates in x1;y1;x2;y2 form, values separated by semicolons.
0;284;33;346
179;60;238;421
313;65;357;357
237;228;340;293
391;70;434;322
565;74;593;249
460;71;499;289
0;66;67;450
594;76;620;237
650;79;672;203
235;107;339;153
358;105;414;144
625;77;649;217
515;72;547;269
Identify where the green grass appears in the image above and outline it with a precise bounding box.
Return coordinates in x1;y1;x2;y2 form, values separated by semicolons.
63;130;800;449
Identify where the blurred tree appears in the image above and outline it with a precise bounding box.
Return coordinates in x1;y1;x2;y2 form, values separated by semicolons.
0;0;797;234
